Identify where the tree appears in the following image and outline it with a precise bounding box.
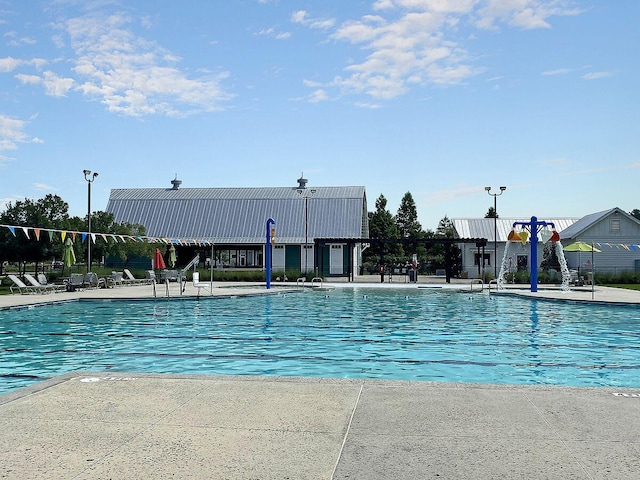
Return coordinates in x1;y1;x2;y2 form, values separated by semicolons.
485;207;497;218
0;194;151;272
0;195;71;273
540;242;561;271
395;192;422;238
630;209;640;220
363;194;402;269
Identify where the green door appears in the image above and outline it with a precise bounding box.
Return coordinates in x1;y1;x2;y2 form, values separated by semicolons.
285;245;302;272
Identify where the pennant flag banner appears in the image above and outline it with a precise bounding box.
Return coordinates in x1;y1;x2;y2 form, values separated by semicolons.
1;223;216;246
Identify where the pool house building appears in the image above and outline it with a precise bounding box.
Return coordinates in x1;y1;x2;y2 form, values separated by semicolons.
105;176;369;278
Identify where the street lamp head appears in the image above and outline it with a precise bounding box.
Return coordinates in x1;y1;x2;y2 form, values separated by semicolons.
83;169;91;176
92;172;99;180
484;186;491;192
500;186;507;192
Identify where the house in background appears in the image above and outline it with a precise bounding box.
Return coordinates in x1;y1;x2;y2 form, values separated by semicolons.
105;176;369;278
453;217;579;279
559;207;640;275
453;208;640;279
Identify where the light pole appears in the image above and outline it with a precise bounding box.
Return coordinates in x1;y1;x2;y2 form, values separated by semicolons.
485;186;506;278
296;174;316;278
83;169;98;272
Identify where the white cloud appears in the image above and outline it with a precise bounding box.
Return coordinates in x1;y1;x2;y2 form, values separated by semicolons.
300;1;582;102
0;115;27;150
541;67;573;76
0;56;47;72
291;10;335;30
34;182;55;191
256;27;291;40
582;71;615;80
59;13;234;117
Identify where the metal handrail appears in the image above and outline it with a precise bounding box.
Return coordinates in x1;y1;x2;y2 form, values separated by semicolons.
470;279;484;292
180;254;200;294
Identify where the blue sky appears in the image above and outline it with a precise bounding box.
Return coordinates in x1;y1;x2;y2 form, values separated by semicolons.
1;0;638;231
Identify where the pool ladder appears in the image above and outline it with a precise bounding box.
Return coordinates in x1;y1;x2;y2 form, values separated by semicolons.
151;278;170;298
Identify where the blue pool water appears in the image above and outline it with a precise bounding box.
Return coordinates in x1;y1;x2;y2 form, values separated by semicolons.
1;287;640;394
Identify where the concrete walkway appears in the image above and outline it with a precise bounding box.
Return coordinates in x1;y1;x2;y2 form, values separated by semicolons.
2;373;640;479
1;281;640;478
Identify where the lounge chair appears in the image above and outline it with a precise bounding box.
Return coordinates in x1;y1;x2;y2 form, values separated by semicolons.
82;272;106;289
123;269;151;285
65;273;85;291
108;271;124;287
192;272;212;297
8;274;44;294
24;274;64;293
37;274;66;292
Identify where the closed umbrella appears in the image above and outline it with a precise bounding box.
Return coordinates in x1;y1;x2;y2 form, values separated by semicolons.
563;241;601;299
154;248;166;270
168;244;177;268
63;237;76;268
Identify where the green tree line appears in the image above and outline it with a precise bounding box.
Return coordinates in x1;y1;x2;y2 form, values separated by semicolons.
0;194;152;275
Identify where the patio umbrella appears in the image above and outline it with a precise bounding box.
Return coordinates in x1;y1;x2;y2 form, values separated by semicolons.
563;241;601;299
563;241;601;253
154;248;166;270
168;244;177;268
63;237;76;268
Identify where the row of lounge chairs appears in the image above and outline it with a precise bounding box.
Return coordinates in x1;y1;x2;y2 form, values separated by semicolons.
7;269;157;295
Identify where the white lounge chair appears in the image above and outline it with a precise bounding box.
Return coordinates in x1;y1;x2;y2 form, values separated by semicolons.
123;268;151;285
24;274;64;293
8;274;44;294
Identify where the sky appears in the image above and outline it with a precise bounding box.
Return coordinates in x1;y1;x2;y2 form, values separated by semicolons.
0;0;638;232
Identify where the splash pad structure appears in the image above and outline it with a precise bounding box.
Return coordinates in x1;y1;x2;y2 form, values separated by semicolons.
497;216;570;292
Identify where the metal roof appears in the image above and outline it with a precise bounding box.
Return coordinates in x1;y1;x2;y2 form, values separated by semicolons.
559;207;640;239
453;217;579;242
106;186;368;244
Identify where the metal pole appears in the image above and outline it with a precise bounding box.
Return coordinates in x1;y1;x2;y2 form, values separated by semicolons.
304;195;308;275
485;186;506;279
266;218;275;289
87;180;91;273
84;170;98;273
493;195;497;278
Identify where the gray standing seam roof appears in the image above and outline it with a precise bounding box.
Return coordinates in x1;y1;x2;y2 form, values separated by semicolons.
106;186;368;244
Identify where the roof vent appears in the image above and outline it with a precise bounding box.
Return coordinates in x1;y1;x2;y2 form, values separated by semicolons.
170;175;182;190
297;173;308;189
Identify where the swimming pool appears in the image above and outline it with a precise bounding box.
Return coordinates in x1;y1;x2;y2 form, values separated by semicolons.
1;287;639;394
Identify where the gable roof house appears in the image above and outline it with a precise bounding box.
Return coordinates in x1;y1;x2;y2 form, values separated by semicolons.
105;177;369;277
559;207;640;275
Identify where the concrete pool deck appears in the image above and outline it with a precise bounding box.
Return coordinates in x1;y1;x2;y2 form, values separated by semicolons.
2;373;640;479
1;281;640;478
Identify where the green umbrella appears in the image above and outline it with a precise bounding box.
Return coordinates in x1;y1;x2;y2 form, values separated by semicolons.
63;237;76;267
563;241;600;299
563;241;601;253
168;244;177;268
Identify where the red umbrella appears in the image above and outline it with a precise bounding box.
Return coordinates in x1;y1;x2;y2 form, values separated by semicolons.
154;248;166;270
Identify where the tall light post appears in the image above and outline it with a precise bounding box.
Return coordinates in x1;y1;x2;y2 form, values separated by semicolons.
296;174;316;278
83;169;98;272
485;186;506;278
